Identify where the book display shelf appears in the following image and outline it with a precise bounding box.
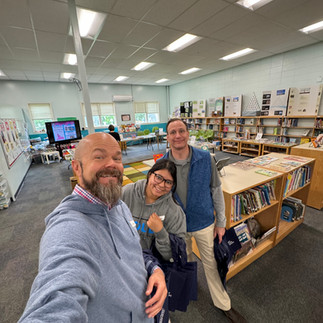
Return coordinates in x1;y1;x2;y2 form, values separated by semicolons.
251;153;315;244
239;140;262;157
222;138;240;154
182;115;322;146
289;144;322;210
192;152;315;280
220;164;284;279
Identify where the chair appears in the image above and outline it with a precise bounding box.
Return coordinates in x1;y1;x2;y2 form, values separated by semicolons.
215;157;231;176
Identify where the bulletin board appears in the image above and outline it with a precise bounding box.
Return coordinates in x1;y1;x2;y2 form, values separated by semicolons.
287;85;323;116
0;118;23;168
224;95;242;117
261;88;289;116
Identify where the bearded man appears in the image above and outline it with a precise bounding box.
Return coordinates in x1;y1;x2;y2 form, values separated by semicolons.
19;133;167;323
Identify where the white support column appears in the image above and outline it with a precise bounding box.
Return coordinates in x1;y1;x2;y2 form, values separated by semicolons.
68;0;95;134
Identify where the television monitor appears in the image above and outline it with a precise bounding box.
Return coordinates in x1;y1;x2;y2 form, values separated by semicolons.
45;120;82;145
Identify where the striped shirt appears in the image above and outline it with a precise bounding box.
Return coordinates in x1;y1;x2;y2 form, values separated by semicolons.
73;184;111;209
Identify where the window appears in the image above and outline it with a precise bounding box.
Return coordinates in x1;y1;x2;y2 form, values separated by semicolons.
134;102;159;124
28;103;54;132
81;103;116;128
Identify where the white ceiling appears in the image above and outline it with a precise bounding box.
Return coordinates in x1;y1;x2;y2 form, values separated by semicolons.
0;0;322;86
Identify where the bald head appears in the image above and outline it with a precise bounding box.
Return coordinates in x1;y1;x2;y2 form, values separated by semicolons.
74;132;120;162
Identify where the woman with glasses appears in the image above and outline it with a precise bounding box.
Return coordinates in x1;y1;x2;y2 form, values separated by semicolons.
122;159;186;261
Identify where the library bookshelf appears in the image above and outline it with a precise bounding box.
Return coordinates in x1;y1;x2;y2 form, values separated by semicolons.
220;164;284;279
181;115;322;145
256;153;315;244
290;143;323;210
222;138;240;154
239;140;262;157
192;153;315;280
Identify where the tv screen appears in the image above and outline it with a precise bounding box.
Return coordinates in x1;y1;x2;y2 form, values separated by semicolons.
45;120;82;144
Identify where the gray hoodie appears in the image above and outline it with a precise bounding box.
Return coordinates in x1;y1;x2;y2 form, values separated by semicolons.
18;194;153;323
122;179;187;261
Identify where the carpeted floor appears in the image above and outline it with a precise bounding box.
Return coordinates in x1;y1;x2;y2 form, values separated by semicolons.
123;161;151;186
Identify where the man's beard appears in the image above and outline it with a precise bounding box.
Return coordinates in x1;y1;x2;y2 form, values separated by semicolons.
81;166;123;207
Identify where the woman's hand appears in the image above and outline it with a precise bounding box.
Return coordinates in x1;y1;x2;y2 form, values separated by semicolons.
147;212;163;233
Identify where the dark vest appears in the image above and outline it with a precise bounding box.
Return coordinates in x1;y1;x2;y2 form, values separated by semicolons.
164;147;214;232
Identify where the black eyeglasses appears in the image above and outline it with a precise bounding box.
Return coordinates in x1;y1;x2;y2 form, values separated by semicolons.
152;172;174;187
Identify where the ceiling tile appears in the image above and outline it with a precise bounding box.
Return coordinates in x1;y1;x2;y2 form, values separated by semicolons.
0;0;32;29
191;4;249;37
123;22;163;47
29;0;69;34
36;31;67;52
168;0;229;32
1;27;36;49
111;0;155;20
143;0;197;26
97;15;138;43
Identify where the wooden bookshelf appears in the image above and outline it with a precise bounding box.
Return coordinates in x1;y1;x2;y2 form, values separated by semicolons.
222;138;240;154
290;143;323;210
239;140;262;157
256;152;315;244
220;164;284;279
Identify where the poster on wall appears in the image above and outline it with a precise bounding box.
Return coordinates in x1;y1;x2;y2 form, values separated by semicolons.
192;100;206;117
224;95;242;117
287;85;323;116
208;97;223;116
0;119;23;168
261;89;289;116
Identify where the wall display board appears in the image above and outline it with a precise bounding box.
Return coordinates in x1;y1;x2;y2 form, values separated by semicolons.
224;95;242;117
243;92;260;116
287;85;323;116
180;101;193;117
261;89;289;116
192;100;206;117
0;119;23;168
208;98;216;117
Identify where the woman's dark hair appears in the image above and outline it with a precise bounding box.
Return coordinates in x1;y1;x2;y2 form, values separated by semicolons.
108;124;115;132
147;159;177;192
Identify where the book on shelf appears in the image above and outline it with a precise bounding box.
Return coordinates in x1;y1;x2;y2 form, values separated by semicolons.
230;181;276;222
232;223;253;262
283;165;311;196
281;197;305;222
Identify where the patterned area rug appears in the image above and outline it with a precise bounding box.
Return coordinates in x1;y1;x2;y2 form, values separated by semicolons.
123;161;153;186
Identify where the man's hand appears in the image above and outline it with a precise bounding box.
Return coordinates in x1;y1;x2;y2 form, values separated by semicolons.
214;226;225;244
145;268;167;318
147;212;163;233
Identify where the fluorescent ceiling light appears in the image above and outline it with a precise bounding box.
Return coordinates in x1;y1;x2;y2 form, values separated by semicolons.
299;20;323;34
0;70;7;77
76;7;106;38
155;78;169;83
61;73;75;79
164;33;202;52
236;0;273;11
114;76;129;82
220;48;256;61
179;67;201;75
63;53;77;65
132;62;155;71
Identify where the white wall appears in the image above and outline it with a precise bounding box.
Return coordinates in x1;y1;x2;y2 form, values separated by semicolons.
0;82;168;133
169;42;323;115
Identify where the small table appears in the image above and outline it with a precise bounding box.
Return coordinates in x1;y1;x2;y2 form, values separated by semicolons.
41;151;61;164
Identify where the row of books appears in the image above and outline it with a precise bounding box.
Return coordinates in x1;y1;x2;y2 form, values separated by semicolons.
283;165;311;196
281;196;305;222
230;219;277;264
314;118;322;129
231;181;276;222
283;118;298;127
